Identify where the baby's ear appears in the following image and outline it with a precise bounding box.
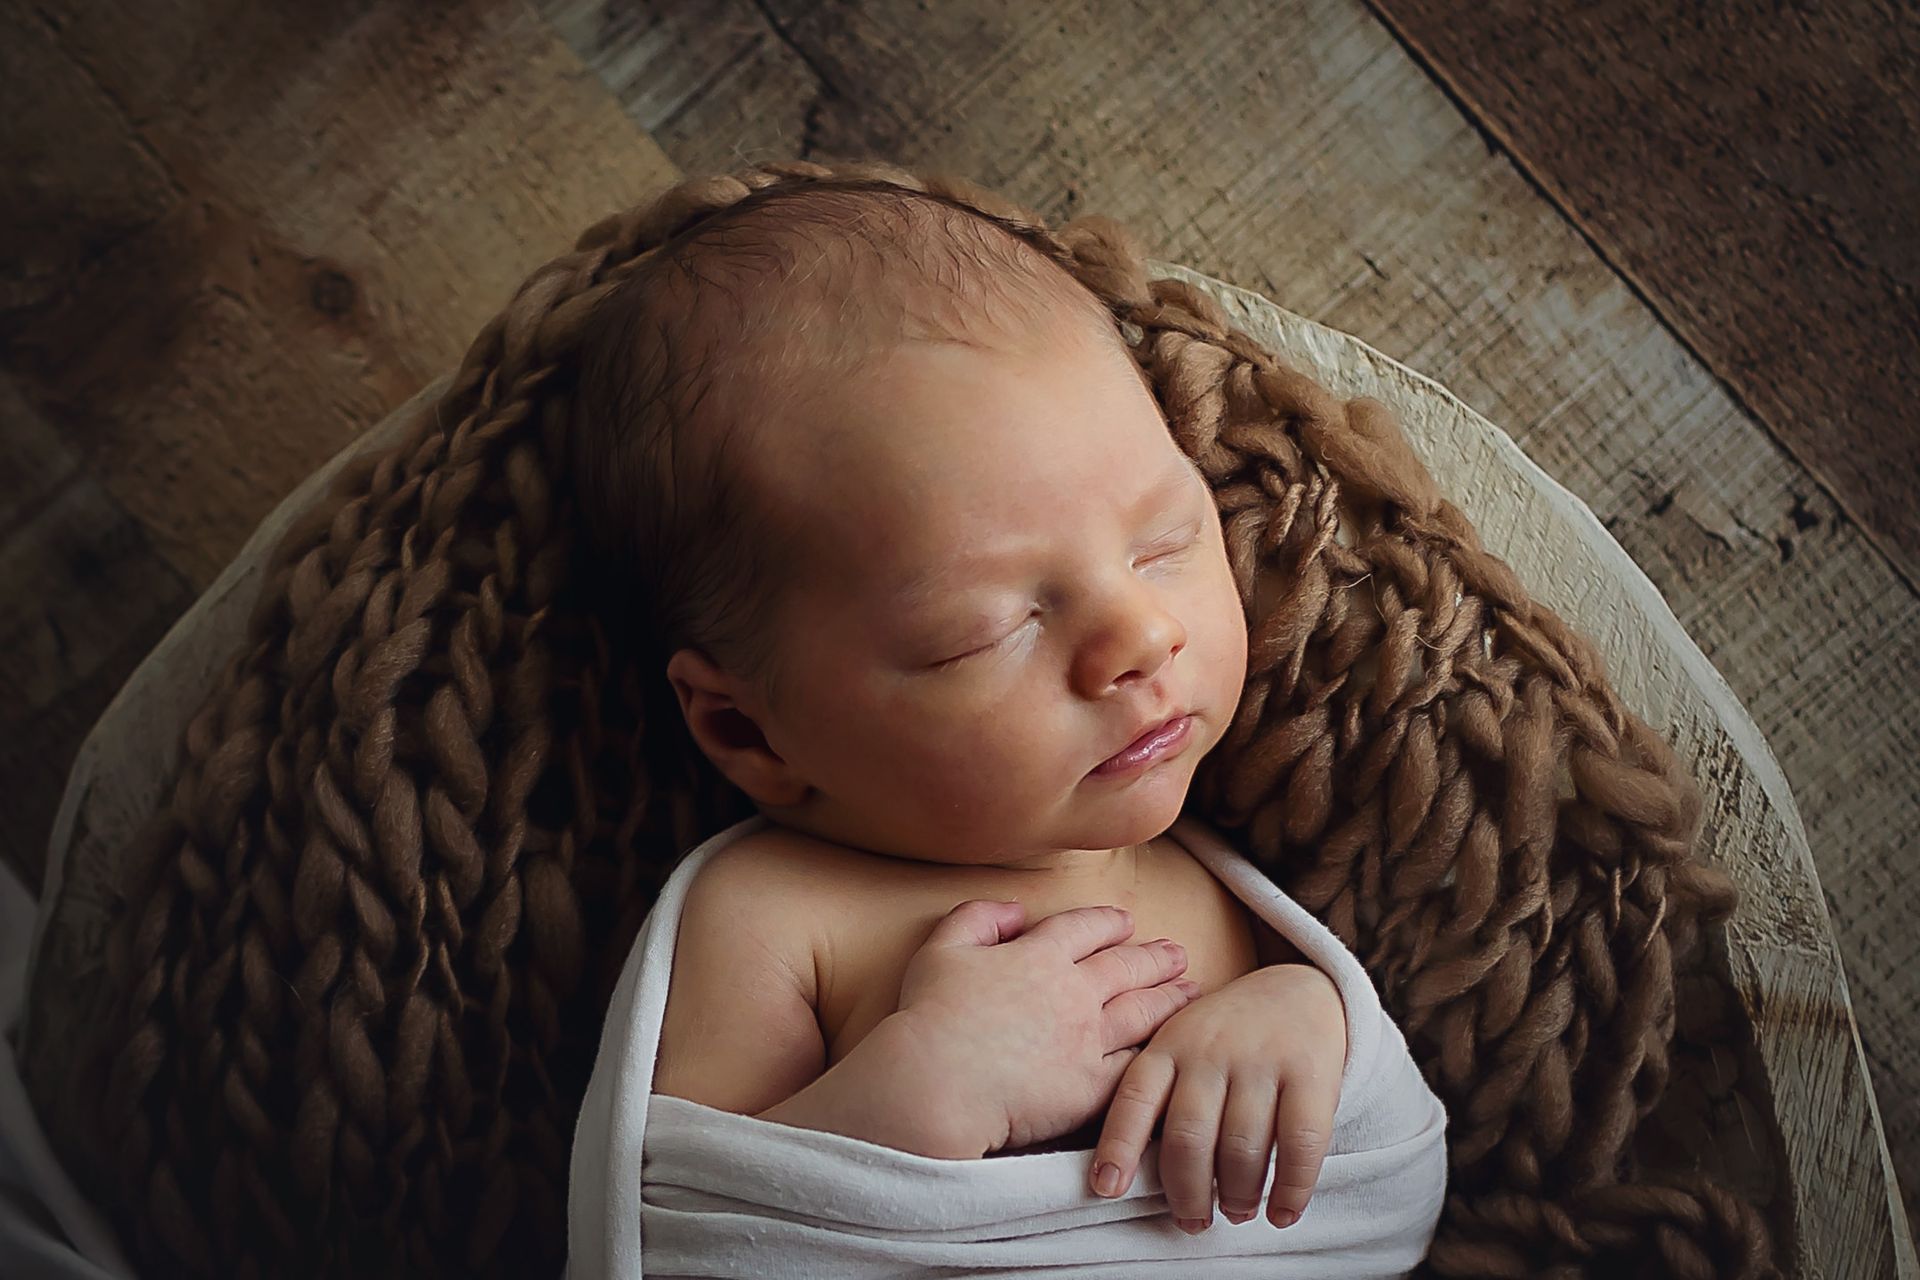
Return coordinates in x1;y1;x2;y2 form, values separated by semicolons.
664;648;809;807
663;646;726;722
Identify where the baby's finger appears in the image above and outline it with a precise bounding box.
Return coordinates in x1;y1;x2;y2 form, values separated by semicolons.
1264;1070;1339;1228
922;899;1028;949
1214;1074;1279;1225
1159;1066;1228;1233
1080;936;1188;1006
1024;904;1136;961
1089;1049;1175;1201
1099;975;1194;1054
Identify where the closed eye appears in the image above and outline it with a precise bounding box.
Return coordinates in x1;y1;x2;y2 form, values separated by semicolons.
1135;522;1203;567
926;518;1204;671
931;614;1035;669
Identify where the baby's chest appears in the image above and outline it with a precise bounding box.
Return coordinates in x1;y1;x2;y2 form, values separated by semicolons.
814;852;1265;1072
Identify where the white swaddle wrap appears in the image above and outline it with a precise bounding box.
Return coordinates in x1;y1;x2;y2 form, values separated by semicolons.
567;813;1448;1279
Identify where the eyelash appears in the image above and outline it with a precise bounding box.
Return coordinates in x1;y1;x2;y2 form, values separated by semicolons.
933;531;1199;669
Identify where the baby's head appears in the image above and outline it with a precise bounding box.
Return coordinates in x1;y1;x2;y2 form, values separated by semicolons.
571;179;1248;870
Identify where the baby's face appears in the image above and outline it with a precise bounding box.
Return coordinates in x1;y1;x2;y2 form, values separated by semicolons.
731;323;1249;870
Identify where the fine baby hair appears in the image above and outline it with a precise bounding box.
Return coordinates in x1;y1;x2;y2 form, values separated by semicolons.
34;158;1774;1279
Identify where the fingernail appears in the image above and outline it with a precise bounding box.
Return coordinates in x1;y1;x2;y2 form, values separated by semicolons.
1222;1206;1255;1224
1093;1162;1122;1197
1176;1215;1210;1234
1271;1207;1298;1229
1178;979;1201;995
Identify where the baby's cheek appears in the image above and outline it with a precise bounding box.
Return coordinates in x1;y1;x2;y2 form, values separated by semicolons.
887;711;1039;806
1209;585;1251;700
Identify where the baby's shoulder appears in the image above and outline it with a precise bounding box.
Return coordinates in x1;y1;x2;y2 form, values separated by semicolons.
697;822;818;883
679;825;873;951
695;822;864;896
668;825;844;1005
655;826;839;1111
699;823;908;902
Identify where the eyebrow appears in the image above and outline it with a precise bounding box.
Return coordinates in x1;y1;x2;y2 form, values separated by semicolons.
889;463;1201;612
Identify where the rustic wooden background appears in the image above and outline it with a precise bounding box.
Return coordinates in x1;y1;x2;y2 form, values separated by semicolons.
3;0;1914;1256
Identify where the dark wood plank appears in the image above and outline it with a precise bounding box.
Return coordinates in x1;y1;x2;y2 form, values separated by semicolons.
1;0;680;591
0;0;679;892
1360;0;1920;589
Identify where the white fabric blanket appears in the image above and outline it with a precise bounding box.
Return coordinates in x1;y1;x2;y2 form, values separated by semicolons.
566;814;1449;1279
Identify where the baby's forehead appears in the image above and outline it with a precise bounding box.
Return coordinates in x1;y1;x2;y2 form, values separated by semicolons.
668;192;1120;385
781;423;1182;596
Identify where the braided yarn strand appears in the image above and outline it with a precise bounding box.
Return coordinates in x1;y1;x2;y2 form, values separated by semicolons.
48;159;1777;1277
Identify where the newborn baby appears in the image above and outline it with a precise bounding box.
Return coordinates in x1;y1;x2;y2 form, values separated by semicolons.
567;178;1422;1250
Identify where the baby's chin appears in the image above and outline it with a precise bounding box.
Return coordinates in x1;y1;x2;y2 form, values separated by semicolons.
1069;738;1202;829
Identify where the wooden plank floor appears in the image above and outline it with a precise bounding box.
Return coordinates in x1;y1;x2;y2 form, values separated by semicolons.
0;0;677;859
1367;0;1920;587
3;0;1913;1260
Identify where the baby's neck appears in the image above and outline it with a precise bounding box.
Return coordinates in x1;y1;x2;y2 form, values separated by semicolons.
762;818;1150;884
978;840;1143;881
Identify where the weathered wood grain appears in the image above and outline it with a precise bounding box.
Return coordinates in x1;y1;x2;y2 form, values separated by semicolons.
0;0;682;899
0;7;200;898
537;0;1920;1245
1363;0;1920;587
1;0;681;593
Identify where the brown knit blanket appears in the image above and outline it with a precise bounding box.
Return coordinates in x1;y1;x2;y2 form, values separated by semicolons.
32;159;1777;1279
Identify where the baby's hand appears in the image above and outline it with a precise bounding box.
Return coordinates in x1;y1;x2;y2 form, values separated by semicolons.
1086;963;1347;1233
892;900;1199;1158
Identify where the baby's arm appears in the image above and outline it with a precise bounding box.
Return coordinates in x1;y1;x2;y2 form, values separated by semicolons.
653;845;977;1158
